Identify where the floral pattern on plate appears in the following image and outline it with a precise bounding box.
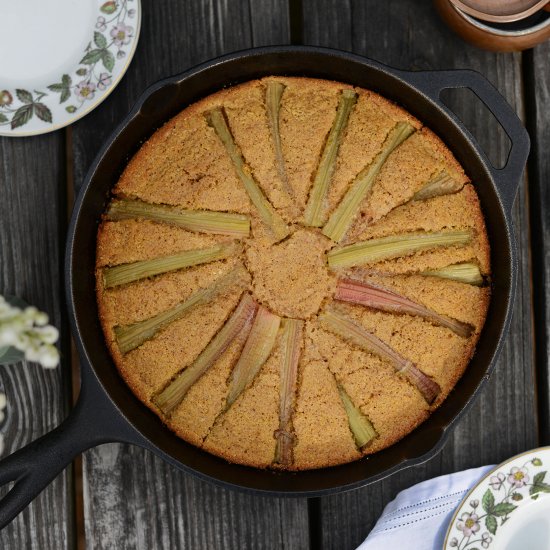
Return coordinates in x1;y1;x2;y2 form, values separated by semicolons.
444;447;550;549
0;0;141;135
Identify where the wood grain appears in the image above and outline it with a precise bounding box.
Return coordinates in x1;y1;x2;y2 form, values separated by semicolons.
527;42;550;443
303;1;537;548
0;135;73;548
70;2;307;549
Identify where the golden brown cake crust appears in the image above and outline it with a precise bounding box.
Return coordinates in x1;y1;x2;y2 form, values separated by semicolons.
96;76;491;471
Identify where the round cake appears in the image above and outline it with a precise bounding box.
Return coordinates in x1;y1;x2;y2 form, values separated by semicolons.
96;77;491;470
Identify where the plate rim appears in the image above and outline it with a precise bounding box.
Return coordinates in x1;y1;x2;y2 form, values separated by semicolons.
0;0;142;137
443;445;550;549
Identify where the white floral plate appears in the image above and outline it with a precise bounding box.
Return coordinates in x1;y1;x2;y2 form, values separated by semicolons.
444;447;550;550
0;0;141;136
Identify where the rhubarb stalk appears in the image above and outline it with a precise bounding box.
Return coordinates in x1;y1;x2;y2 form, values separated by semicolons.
153;293;258;415
327;230;472;269
422;262;483;286
103;243;238;288
412;170;463;201
225;305;281;409
335;278;474;338
114;265;248;354
274;318;303;466
323;121;415;242
338;385;377;449
266;81;293;197
304;89;357;227
105;199;250;238
205;108;289;241
319;307;440;404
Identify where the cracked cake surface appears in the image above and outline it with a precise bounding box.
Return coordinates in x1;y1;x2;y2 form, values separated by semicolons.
96;76;491;470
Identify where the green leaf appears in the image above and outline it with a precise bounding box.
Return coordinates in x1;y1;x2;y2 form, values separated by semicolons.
60;88;71;104
94;31;107;49
66;105;77;113
0;113;7;123
0;346;24;365
61;74;72;87
47;83;65;92
482;488;495;513
530;471;550;496
100;1;117;14
34;103;52;123
80;49;103;65
486;514;498;535
76;68;87;76
102;49;115;72
16;89;33;104
11;104;33;129
492;502;517;517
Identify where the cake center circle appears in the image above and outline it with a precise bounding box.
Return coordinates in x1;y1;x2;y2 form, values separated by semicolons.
245;228;334;320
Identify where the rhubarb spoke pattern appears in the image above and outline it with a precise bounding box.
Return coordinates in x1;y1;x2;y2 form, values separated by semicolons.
335;278;474;338
319;307;441;404
114;266;248;354
337;384;377;449
105;198;251;237
103;242;240;288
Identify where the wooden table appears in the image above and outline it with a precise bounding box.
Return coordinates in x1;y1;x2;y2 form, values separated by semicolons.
1;1;549;548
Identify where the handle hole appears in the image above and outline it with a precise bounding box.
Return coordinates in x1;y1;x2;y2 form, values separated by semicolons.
440;88;512;170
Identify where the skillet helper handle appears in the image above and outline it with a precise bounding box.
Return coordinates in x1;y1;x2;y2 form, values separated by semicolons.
0;379;139;529
399;69;530;213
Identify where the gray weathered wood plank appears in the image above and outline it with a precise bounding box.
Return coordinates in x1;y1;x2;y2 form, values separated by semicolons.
529;43;550;444
0;134;73;549
70;2;308;549
303;1;537;548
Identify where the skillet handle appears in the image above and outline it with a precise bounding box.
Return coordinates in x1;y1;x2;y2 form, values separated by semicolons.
396;69;530;213
0;373;141;530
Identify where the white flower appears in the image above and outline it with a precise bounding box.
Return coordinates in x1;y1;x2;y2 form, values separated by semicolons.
489;472;505;490
75;81;96;101
117;50;126;59
457;512;480;537
128;8;136;18
0;295;60;369
110;23;133;47
508;466;529;488
481;532;493;548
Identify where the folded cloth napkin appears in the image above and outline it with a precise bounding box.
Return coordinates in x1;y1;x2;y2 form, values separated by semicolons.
357;465;494;550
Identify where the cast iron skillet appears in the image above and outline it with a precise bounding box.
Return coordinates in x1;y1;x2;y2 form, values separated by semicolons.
0;46;529;529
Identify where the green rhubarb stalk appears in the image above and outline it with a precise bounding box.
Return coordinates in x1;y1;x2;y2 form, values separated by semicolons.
335;278;474;338
421;262;483;286
105;198;250;238
412;170;464;201
103;243;239;288
323;121;415;242
327;230;472;269
319;307;440;404
225;305;281;409
266;81;293;197
205;108;289;241
274;318;303;466
114;265;248;354
304;89;358;227
338;385;377;449
153;293;258;415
